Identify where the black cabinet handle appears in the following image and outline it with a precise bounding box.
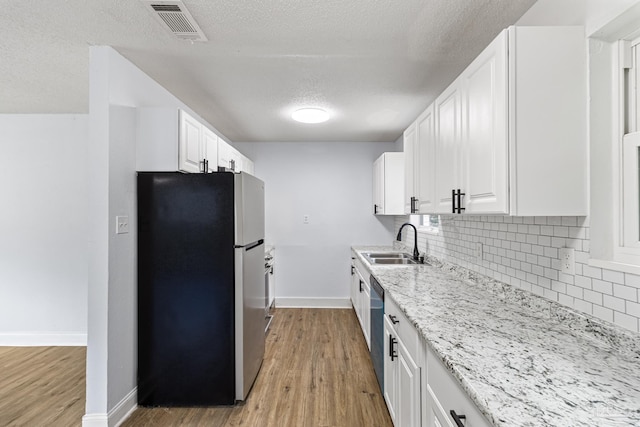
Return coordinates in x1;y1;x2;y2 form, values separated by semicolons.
359;280;363;292
410;196;419;213
374;204;378;214
450;410;466;427
389;315;399;325
451;189;456;213
351;265;355;275
389;335;398;361
452;189;466;214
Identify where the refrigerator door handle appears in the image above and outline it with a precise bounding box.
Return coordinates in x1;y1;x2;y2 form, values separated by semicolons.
238;239;264;251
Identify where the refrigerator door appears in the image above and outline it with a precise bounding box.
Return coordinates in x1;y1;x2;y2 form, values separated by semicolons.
137;172;236;406
235;172;265;246
235;241;266;400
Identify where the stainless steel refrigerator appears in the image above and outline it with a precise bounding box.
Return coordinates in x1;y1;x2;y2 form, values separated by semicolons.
137;171;265;406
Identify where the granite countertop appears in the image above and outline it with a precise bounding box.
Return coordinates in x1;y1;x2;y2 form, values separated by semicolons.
352;245;640;427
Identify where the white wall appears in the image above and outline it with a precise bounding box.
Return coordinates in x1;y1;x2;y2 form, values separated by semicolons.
85;46;234;427
0;114;88;345
235;141;397;307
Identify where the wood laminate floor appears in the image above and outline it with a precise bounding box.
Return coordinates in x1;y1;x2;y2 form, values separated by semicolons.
0;346;86;426
124;308;393;427
0;309;391;426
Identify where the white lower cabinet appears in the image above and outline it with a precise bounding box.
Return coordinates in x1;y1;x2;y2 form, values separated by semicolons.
384;298;422;427
350;256;370;350
425;344;490;427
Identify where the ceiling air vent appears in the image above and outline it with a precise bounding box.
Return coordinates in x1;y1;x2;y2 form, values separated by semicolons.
141;0;208;42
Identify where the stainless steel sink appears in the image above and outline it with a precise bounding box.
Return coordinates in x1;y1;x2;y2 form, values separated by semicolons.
364;252;412;259
369;258;419;265
363;252;424;265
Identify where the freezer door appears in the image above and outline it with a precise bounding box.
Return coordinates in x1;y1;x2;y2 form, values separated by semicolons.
234;241;266;401
235;172;265;246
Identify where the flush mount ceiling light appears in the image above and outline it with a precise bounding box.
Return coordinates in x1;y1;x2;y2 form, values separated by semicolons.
292;108;330;124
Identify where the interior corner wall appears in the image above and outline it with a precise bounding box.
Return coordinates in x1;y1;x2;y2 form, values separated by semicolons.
86;46;225;426
234;141;398;306
0;114;88;345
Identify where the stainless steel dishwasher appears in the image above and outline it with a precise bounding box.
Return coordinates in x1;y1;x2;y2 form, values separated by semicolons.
370;275;384;392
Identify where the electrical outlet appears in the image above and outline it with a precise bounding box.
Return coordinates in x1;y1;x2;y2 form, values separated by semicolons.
559;248;575;275
475;242;483;261
303;215;310;224
116;216;129;234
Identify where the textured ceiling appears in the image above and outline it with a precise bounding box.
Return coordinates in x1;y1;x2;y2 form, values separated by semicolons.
1;0;536;142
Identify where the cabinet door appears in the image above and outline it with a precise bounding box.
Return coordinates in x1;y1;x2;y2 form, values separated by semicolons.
403;123;417;214
461;29;508;214
350;261;359;308
179;111;203;173
373;155;384;214
398;340;421;427
384;316;398;425
362;281;371;350
240;155;255;175
203;127;218;173
426;385;454;427
434;82;462;213
416;106;436;213
217;140;233;170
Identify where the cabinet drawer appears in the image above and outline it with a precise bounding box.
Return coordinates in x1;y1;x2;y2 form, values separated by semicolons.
385;297;420;360
426;345;490;427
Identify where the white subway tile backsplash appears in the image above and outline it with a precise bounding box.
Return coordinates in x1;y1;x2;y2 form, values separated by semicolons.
583;265;603;280
613;284;638;302
591;279;613;295
396;214;640;334
603;295;626;312
625;273;640;288
627;301;640;317
613;312;638;332
593;305;614;323
584;289;603;305
603;269;625;285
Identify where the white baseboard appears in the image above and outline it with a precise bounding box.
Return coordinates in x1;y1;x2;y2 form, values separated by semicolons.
82;387;137;427
82;413;108;427
275;297;351;308
111;387;137;427
0;332;87;346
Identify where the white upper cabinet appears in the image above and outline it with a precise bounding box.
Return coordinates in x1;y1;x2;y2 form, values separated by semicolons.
136;108;253;174
434;81;462;214
203;127;219;173
405;25;587;216
403;123;418;214
461;30;508;214
404;106;436;214
240;154;255;175
416;106;436;213
374;152;405;215
179;110;205;173
218;139;242;172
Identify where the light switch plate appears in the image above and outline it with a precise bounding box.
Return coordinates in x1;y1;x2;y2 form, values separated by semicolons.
559;248;575;275
116;216;129;234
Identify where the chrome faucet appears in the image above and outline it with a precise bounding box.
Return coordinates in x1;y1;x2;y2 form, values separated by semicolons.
396;222;421;261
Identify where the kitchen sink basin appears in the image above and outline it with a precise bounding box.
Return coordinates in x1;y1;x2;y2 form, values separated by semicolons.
369;258;419;265
364;252;412;259
362;252;425;265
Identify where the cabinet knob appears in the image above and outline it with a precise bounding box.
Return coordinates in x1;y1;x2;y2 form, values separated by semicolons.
389;315;399;324
450;410;466;427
